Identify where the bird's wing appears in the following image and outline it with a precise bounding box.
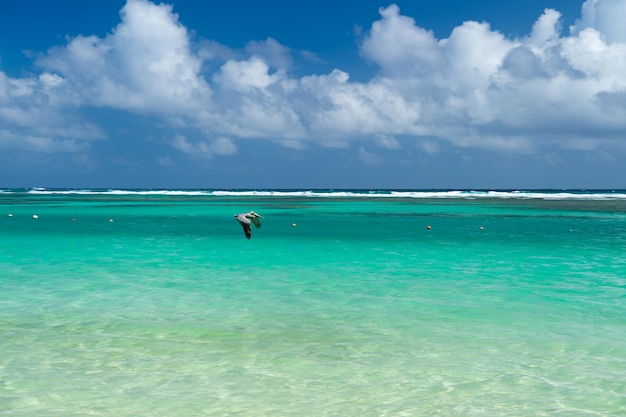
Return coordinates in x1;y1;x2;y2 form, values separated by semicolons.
250;216;262;228
242;223;252;239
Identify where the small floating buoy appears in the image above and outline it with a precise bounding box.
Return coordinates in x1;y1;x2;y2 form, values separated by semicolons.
292;223;297;227
479;226;484;231
426;225;431;230
8;213;13;217
32;214;39;219
109;219;114;223
72;218;77;222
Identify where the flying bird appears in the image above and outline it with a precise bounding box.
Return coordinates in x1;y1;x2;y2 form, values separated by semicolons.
234;211;263;239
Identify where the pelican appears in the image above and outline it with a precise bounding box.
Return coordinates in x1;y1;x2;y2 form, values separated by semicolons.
234;211;263;239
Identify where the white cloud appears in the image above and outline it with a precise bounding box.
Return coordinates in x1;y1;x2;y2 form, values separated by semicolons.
444;21;513;90
37;0;211;114
171;134;212;158
529;8;562;47
211;136;238;155
360;4;443;77
375;134;401;150
354;1;626;150
572;0;626;43
169;134;237;158
245;38;293;71
418;140;440;154
0;71;105;153
0;130;89;153
278;139;307;150
198;39;238;63
299;70;421;139
213;57;282;91
357;146;383;165
39;73;65;89
206;57;306;140
2;0;626;158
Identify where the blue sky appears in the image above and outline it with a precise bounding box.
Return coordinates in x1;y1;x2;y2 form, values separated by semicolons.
1;0;625;189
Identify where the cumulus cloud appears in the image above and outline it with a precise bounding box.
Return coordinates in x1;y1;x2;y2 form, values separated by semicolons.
572;0;626;43
245;38;293;71
360;4;443;78
0;70;104;153
355;1;626;151
213;57;282;92
37;0;211;114
2;0;626;160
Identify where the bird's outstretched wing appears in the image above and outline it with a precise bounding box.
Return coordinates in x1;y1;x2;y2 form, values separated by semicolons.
242;222;252;239
250;216;262;228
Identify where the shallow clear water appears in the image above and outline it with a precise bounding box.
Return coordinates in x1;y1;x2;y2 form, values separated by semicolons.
1;190;626;416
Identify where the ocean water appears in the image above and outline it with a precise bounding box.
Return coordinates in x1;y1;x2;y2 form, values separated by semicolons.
1;189;625;416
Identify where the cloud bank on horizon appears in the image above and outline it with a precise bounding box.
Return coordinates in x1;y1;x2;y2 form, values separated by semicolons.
1;0;626;163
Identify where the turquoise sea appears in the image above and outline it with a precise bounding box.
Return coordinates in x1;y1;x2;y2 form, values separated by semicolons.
1;189;625;416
